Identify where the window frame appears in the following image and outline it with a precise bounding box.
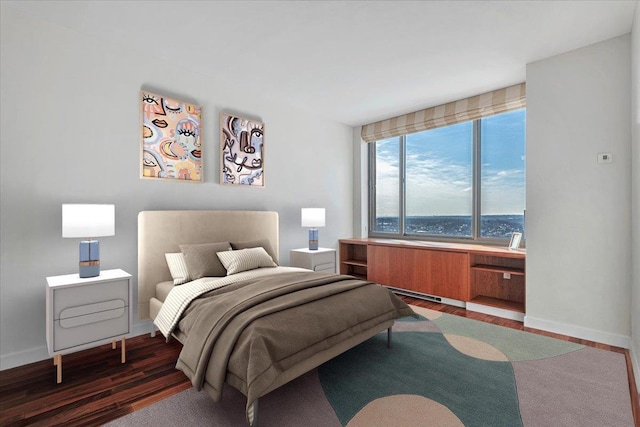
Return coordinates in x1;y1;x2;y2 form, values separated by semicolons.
368;112;525;245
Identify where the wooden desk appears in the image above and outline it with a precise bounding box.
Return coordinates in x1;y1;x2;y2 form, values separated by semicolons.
339;238;525;321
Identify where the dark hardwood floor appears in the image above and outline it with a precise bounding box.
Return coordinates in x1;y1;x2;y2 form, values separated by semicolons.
1;297;638;426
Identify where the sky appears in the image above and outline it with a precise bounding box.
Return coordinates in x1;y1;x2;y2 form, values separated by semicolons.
375;109;525;217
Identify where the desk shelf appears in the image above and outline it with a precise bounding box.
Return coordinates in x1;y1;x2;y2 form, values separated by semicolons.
471;264;525;275
339;240;368;280
470;254;526;318
468;295;525;313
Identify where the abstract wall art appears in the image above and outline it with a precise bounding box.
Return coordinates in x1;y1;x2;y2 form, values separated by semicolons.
220;112;264;187
140;91;202;182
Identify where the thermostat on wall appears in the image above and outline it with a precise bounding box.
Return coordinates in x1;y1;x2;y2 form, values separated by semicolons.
597;152;613;164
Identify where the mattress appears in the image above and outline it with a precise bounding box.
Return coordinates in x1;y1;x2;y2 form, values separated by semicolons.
155;281;174;303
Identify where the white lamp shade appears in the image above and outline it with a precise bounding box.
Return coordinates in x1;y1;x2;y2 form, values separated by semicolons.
62;204;115;238
301;208;325;228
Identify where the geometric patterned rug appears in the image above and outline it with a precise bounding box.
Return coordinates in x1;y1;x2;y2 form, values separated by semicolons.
105;306;634;427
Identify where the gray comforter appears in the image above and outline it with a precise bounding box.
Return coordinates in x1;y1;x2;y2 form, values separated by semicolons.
175;271;415;422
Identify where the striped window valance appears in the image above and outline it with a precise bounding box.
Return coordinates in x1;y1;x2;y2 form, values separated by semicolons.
361;83;526;143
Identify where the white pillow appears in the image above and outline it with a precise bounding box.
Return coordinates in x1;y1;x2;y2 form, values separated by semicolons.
216;247;277;275
165;253;191;285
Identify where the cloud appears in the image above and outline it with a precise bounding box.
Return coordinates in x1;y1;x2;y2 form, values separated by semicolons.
481;168;525;214
373;116;525;217
375;155;524;216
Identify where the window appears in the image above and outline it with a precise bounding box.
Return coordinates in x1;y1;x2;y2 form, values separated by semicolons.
405;121;473;237
480;110;526;238
370;109;525;243
373;137;400;233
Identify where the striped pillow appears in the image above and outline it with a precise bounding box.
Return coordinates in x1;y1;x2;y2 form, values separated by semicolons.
165;253;191;285
217;247;277;275
231;239;279;265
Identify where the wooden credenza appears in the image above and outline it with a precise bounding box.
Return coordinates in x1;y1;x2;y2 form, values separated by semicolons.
339;238;526;321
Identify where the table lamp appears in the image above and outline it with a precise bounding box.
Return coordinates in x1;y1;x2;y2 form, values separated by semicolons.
301;208;325;250
62;204;115;278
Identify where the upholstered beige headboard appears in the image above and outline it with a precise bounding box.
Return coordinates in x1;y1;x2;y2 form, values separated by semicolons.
137;210;279;320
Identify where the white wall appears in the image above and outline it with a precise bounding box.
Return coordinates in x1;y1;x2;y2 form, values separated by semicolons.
525;35;632;347
630;0;640;391
352;128;368;238
0;6;354;369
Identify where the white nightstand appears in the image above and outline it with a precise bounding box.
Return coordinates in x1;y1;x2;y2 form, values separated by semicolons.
46;268;132;383
290;248;336;273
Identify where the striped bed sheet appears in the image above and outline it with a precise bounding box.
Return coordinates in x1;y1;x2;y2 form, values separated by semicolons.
153;266;307;338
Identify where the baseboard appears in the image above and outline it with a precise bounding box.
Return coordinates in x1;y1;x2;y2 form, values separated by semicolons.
0;345;49;371
524;315;630;349
1;322;154;372
631;340;640;393
132;321;154;338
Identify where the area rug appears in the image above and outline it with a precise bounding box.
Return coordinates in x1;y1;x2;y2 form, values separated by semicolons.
106;306;634;427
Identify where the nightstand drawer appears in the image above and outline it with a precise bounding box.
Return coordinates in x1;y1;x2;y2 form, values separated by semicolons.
53;279;129;320
314;262;335;272
54;309;129;352
311;251;335;265
59;299;126;328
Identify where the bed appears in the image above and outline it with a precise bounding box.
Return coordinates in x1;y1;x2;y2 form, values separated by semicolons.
138;210;415;426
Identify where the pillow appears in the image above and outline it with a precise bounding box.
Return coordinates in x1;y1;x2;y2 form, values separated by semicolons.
165;253;191;285
231;239;279;265
179;242;232;279
217;247;277;275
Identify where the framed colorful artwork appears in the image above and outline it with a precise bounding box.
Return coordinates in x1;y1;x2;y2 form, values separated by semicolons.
140;90;202;182
220;112;264;187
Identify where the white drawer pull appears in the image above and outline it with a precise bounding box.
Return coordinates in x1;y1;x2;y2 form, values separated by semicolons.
59;299;126;328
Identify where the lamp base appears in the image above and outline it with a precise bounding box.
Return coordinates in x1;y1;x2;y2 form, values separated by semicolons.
79;262;100;278
308;228;318;251
79;240;100;278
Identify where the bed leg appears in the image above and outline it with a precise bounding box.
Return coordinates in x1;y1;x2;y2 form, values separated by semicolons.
387;327;392;348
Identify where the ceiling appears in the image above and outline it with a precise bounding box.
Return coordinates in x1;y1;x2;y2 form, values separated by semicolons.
5;1;636;127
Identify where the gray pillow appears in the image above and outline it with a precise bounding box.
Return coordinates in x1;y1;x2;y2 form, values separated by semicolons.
230;239;278;265
179;242;232;279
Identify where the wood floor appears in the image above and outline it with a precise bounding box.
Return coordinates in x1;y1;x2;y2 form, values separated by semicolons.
1;297;638;426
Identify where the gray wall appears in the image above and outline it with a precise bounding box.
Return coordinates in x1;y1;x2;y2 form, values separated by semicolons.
0;6;353;369
631;1;640;391
525;35;632;347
